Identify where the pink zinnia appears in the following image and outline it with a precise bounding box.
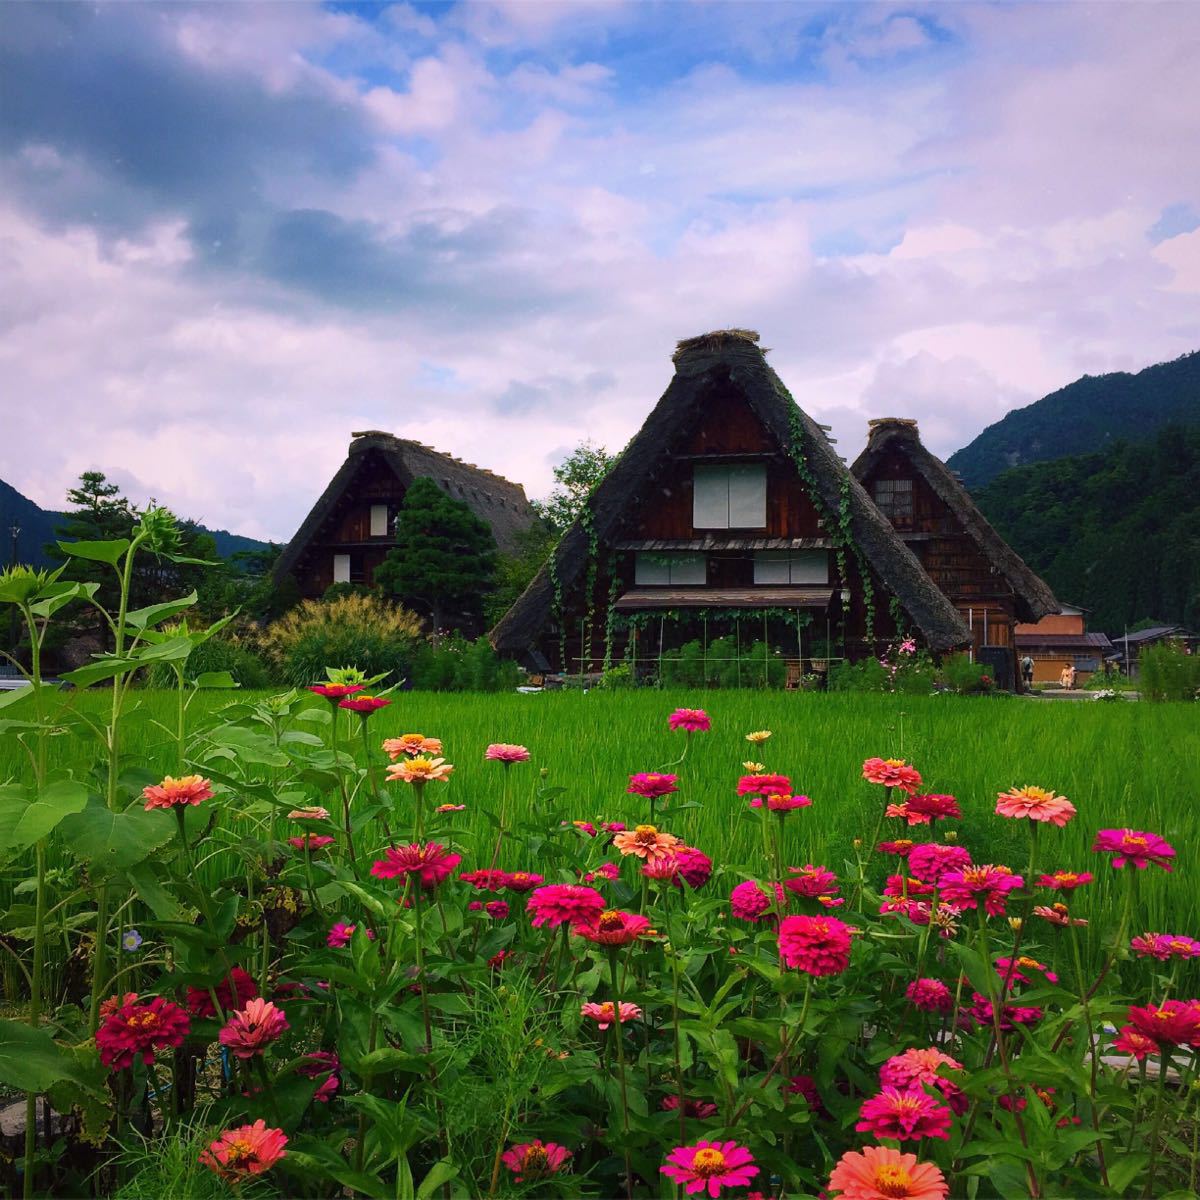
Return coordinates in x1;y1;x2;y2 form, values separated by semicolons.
878;839;915;856
575;908;652;947
996;956;1058;986
580;1000;641;1029
288;834;335;851
673;846;713;889
1034;902;1088;927
883;875;936;899
627;772;679;799
1132;933;1200;960
737;773;793;797
748;793;812;812
504;871;544;893
338;695;391;714
612;824;682;863
485;900;509;919
940;865;1023;917
327;922;374;948
142;774;213;812
485;743;530;763
856;1087;953;1141
778;915;854;976
965;992;1042;1032
995;786;1076;827
382;734;442;759
96;996;190;1070
891;794;960;825
662;1094;719;1119
219;998;289;1060
784;864;839;898
661;1141;759;1197
584;862;621;883
200;1120;287;1179
527;884;607;929
1092;829;1176;871
1037;870;1094;891
371;843;462;889
643;854;682;881
907;843;971;884
308;683;363;699
1126;1000;1200;1047
501;1141;571;1183
880;1048;966;1115
906;978;953;1014
1112;1024;1160;1061
460;869;510;891
862;757;922;795
730;880;784;922
669;708;711;732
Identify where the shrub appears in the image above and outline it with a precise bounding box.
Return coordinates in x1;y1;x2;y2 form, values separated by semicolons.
939;652;995;695
261;594;424;686
409;634;523;691
828;656;889;692
1140;640;1200;701
144;633;274;689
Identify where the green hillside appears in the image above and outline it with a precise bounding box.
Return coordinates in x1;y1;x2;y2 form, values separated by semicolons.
948;350;1200;489
974;425;1200;632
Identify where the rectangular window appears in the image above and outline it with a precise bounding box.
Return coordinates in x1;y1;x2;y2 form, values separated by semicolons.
753;550;829;585
635;553;707;585
693;464;766;529
872;478;913;525
333;553;350;584
369;504;388;537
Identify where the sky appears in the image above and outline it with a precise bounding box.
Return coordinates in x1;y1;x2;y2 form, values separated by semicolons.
2;1;1199;542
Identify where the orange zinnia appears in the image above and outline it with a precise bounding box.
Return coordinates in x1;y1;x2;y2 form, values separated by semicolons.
386;756;454;784
995;786;1076;827
383;734;444;760
612;824;681;863
828;1145;947;1200
142;774;213;812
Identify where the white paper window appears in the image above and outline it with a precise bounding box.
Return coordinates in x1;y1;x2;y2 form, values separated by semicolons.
753;551;829;585
369;504;388;537
635;553;707;585
333;554;351;583
693;465;766;529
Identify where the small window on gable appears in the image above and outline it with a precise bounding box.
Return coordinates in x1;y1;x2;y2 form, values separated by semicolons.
693;464;766;529
333;554;351;584
635;553;706;586
369;504;388;537
872;478;913;526
753;551;829;585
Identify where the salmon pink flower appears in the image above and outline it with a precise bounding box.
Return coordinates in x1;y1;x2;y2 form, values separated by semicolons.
371;843;461;888
288;834;335;851
527;884;607;929
643;854;682;881
308;683;363;699
501;1141;571;1183
748;793;811;812
96;996;190;1069
880;1048;966;1114
1126;1000;1200;1046
940;865;1023;917
996;955;1058;986
627;772;679;799
185;968;258;1018
386;756;453;784
612;824;682;863
730;880;784;922
1113;1024;1160;1060
100;992;139;1018
661;1141;759;1197
737;773;793;796
219;998;289;1060
435;803;464;813
338;695;391;714
1092;829;1176;871
784;865;839;898
1034;903;1087;927
778;915;854;976
906;979;953;1014
856;1087;953;1141
828;1145;948;1200
142;774;213;812
575;908;652;947
485;743;530;763
200;1120;287;1180
383;734;442;759
862;758;922;795
669;708;711;732
581;1000;641;1029
995;785;1076;826
288;806;330;820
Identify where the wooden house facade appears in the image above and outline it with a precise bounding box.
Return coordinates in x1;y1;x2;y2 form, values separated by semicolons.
491;331;971;675
851;418;1058;690
274;431;535;601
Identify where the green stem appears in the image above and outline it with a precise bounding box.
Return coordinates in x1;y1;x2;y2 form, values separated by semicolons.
22;841;47;1200
331;705;360;874
1142;1049;1172;1197
607;948;633;1200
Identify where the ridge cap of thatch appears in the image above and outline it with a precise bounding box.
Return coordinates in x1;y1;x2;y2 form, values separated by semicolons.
672;328;764;362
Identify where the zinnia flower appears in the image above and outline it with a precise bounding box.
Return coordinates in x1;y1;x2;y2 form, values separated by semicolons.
371;843;462;888
878;839;915;856
736;773;793;796
142;774;213;812
964;993;1042;1032
338;695;391;714
1033;903;1087;927
784;864;839;898
504;871;544;893
288;806;330;820
907;843;971;883
575;908;652;947
1092;829;1176;871
673;846;713;889
383;734;442;759
1126;1000;1200;1047
661;1141;759;1197
663;1094;719;1119
627;772;679;799
185;968;258;1018
327;922;374;948
485;743;530;763
1112;1024;1160;1061
200;1120;287;1179
460;869;510;891
995;955;1058;986
612;824;682;863
669;708;711;732
940;865;1023;917
485;900;509;919
904;793;961;823
995;785;1076;827
308;683;363;699
435;803;465;813
748;793;812;812
581;1000;642;1029
584;862;621;883
288;834;335;851
906;979;953;1014
778;915;854;976
1037;870;1093;891
862;758;922;795
1131;933;1200;960
386;757;454;784
856;1087;953;1141
879;1048;966;1114
96;996;190;1069
745;730;772;744
500;1141;571;1183
730;880;784;922
527;884;607;929
298;1051;340;1102
828;1145;948;1200
219;998;289;1060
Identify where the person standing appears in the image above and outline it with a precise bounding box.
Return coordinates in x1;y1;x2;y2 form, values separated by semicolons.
1021;655;1034;689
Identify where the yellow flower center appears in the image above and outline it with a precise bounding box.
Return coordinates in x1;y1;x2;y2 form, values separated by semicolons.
1123;835;1148;848
691;1148;727;1177
634;825;659;843
225;1139;255;1166
874;1163;913;1197
523;1144;549;1171
598;910;625;931
127;1010;159;1030
405;759;435;776
1017;956;1042;970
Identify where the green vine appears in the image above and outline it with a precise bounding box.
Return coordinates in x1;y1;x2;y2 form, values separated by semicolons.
580;507;599;670
548;549;566;670
602;568;620;672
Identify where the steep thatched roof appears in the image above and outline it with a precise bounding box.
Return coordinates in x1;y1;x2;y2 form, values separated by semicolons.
851;418;1059;623
275;432;535;581
490;331;971;654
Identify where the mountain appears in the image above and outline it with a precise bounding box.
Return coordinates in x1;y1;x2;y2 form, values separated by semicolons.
947;350;1200;489
0;477;269;569
973;424;1200;632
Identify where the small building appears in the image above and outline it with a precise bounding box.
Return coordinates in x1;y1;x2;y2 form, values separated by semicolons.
1014;605;1114;685
852;418;1059;691
1107;624;1199;678
274;431;535;600
491;331;970;676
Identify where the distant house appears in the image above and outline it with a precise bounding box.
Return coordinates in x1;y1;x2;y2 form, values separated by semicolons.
274;431;536;601
1108;624;1199;677
491;331;970;675
1014;605;1114;685
852;418;1059;691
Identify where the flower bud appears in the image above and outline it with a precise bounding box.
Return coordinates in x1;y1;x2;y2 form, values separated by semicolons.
1008;917;1023;932
943;830;958;842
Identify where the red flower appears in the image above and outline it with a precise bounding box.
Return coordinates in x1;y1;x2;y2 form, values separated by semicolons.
737;773;793;797
940;865;1023;917
219;998;289;1060
338;695;391;714
97;996;190;1069
459;869;510;892
288;834;335;851
575;908;652;947
371;843;462;889
878;839;915;856
905;793;961;823
485;900;509;919
200;1120;287;1179
1092;829;1176;871
1126;1000;1200;1047
748;793;812;812
784;864;839;898
1036;870;1094;891
856;1087;953;1141
662;1094;719;1119
527;884;607;929
672;846;713;889
503;871;544;893
778;915;854;976
1113;1024;1159;1061
185;968;258;1018
730;880;784;922
327;923;374;948
308;683;363;699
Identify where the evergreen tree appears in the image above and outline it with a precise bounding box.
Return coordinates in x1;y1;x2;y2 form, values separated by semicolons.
374;478;498;633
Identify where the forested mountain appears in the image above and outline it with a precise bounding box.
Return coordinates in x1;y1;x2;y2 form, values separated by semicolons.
974;425;1200;632
948;351;1200;489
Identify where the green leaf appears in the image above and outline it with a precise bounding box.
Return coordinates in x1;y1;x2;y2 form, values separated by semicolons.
0;686;34;713
124;861;182;920
0;780;89;859
0;1020;75;1091
192;671;239;689
125;592;198;630
61;655;140;688
58;538;129;565
28;581;89;619
417;1161;459;1199
133;635;194;663
58;799;175;871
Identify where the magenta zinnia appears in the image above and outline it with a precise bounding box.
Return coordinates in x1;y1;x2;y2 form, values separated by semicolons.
856;1087;953;1141
185;968;258;1018
371;843;462;888
778;914;854;976
527;884;607;929
736;773;793;796
905;793;961;823
748;792;812;812
1092;828;1176;871
784;864;839;898
939;865;1023;916
500;1140;571;1182
669;707;711;732
730;879;784;922
1131;933;1200;960
1036;870;1093;891
907;843;971;884
575;908;651;946
672;845;713;889
219;998;289;1060
338;695;391;714
627;772;679;799
96;996;190;1069
906;978;954;1014
661;1141;759;1197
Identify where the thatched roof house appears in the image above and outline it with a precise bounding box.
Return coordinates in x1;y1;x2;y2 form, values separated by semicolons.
491;331;970;669
275;431;535;599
